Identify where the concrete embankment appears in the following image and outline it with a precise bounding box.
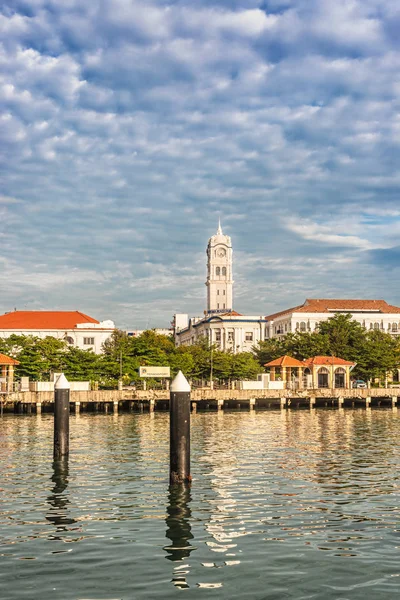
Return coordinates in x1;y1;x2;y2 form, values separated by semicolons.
1;387;399;412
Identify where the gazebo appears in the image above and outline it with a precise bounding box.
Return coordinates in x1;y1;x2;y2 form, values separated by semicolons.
264;354;356;389
264;355;306;389
0;353;19;392
303;356;355;389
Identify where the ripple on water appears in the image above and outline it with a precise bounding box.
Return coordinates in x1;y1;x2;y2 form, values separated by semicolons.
0;410;399;599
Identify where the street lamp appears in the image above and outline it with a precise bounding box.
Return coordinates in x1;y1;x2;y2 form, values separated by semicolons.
210;345;213;390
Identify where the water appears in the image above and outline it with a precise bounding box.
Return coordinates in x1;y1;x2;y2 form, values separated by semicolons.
1;409;399;599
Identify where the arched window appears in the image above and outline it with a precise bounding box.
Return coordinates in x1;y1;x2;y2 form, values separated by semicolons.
392;323;398;332
374;322;380;330
65;336;74;345
318;367;329;388
300;322;306;332
388;323;391;331
216;267;220;276
222;267;226;276
335;367;346;388
295;322;299;330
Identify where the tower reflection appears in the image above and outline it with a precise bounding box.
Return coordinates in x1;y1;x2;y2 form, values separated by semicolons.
164;484;194;589
46;459;76;537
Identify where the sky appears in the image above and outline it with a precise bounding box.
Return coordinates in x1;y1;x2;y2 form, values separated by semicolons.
1;0;400;329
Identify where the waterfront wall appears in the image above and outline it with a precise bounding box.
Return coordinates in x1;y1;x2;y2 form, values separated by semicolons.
2;387;400;405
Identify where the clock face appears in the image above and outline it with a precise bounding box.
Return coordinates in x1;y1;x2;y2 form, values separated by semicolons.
217;248;226;258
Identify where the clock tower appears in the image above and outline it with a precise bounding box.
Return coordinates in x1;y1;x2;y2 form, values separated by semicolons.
206;220;233;313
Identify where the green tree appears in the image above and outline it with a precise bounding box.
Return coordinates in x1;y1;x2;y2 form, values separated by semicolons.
284;331;329;360
355;330;400;382
316;314;365;362
252;337;286;366
231;352;261;380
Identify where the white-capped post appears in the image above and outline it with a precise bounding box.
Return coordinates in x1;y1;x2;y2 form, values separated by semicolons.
54;373;70;460
170;371;191;485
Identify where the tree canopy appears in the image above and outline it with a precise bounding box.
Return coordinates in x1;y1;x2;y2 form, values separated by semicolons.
0;330;261;386
2;315;398;387
253;314;400;382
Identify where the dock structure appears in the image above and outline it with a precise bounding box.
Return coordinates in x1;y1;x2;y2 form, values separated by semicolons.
0;387;398;413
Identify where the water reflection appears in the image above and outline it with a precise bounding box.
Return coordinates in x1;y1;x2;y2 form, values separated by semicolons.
46;459;76;537
164;484;194;589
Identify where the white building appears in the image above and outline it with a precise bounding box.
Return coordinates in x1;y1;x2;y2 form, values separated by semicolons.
174;225;400;352
0;310;115;354
206;219;234;313
125;328;172;338
174;222;268;352
264;298;400;338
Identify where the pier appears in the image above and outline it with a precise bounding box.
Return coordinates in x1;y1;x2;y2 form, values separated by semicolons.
1;387;399;413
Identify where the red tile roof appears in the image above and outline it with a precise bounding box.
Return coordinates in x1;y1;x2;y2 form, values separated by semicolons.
0;311;100;330
264;355;305;368
0;353;19;365
304;356;355;367
265;298;400;319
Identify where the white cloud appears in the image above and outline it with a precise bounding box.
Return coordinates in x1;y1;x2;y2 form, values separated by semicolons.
1;0;400;325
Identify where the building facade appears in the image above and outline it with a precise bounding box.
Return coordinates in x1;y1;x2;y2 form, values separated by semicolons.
264;299;400;339
174;223;267;352
0;311;115;354
206;219;233;313
125;328;172;338
174;226;400;353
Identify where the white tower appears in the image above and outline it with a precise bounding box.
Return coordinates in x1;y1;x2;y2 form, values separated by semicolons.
206;220;233;313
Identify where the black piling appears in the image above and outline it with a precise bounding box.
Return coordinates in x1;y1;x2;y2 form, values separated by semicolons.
54;373;70;460
169;371;191;485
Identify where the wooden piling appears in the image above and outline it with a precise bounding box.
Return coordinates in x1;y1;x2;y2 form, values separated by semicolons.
54;374;70;460
170;371;191;485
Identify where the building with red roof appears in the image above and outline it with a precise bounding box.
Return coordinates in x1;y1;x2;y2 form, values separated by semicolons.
174;226;400;353
264;298;400;340
0;352;19;392
264;354;356;389
0;311;115;354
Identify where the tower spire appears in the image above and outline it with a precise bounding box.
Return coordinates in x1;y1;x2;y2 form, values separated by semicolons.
217;217;222;235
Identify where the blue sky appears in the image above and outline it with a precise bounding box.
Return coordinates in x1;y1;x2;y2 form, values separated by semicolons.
1;0;400;328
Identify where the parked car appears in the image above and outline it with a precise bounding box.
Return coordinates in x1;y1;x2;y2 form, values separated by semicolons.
352;380;367;388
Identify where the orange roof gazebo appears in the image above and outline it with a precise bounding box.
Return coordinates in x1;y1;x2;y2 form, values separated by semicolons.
303;356;355;367
264;355;305;368
0;353;19;393
0;353;19;366
264;355;305;385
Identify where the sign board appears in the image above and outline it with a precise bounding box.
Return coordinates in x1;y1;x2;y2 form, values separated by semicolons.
139;366;170;378
206;308;233;315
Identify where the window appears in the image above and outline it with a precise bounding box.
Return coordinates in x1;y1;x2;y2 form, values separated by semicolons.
388;323;391;331
222;267;226;276
245;332;253;341
217;303;219;309
374;322;380;330
335;367;346;388
393;323;398;332
228;331;234;342
223;290;225;295
216;267;220;276
223;303;225;309
65;336;74;345
217;290;220;295
215;329;221;342
83;337;95;345
300;322;306;332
